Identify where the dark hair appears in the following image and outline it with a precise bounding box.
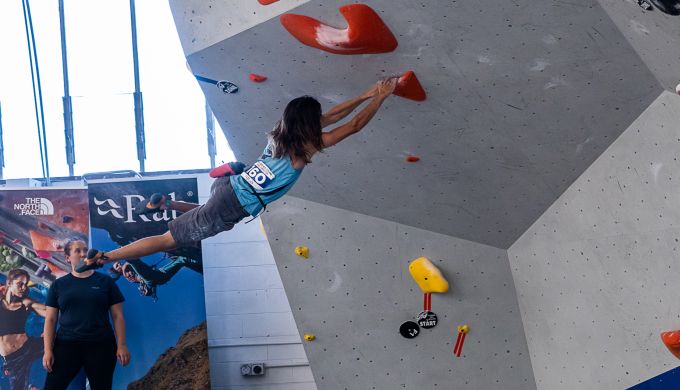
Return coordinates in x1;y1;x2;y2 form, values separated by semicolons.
7;269;29;284
269;96;324;164
64;238;86;256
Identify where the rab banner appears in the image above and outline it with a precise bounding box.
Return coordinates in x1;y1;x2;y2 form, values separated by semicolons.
87;178;210;390
0;188;89;390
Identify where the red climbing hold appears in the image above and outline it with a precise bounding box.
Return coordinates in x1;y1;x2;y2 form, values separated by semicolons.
249;73;268;83
394;71;426;101
35;250;51;260
258;0;279;5
209;162;245;178
210;164;233;178
279;4;398;55
662;330;680;359
406;155;420;162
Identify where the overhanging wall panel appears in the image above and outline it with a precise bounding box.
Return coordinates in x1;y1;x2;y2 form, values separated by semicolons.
179;0;661;249
262;197;535;389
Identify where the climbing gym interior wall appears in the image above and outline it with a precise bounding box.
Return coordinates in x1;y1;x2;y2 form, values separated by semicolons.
168;0;680;389
508;92;680;389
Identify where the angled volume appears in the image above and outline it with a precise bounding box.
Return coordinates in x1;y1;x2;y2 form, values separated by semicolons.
280;4;398;55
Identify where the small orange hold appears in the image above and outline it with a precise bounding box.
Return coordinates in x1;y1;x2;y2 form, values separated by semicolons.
394;70;426;101
249;73;267;83
406;155;420;162
258;0;279;4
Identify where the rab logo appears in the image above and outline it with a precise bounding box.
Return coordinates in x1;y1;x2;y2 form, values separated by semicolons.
14;198;54;216
93;198;125;219
94;193;178;223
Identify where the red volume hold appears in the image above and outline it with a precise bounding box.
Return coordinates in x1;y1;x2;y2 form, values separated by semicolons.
394;71;426;101
279;4;398;55
258;0;279;5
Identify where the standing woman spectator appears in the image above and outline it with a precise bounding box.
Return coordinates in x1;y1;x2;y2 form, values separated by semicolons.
42;239;130;390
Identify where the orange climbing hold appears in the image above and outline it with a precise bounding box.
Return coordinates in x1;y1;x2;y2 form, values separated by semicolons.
661;330;680;359
406;155;420;162
279;4;398;55
258;0;279;5
249;73;267;83
394;71;426;101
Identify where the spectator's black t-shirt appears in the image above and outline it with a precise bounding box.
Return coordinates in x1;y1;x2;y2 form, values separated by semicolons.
46;272;125;341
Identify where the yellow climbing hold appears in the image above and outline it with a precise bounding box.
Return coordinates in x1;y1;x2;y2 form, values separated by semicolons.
457;324;469;334
408;256;449;293
303;333;316;341
295;246;309;259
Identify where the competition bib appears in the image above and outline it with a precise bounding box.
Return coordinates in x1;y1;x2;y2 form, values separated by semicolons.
241;161;276;191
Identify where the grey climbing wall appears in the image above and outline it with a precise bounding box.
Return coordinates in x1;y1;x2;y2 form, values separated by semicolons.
508;92;680;390
172;0;663;249
166;1;680;389
262;197;536;389
595;0;680;91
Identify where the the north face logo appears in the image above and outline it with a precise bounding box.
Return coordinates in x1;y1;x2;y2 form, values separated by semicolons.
13;198;54;216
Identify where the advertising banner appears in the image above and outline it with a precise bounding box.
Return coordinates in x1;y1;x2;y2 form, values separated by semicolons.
87;178;210;389
0;188;89;390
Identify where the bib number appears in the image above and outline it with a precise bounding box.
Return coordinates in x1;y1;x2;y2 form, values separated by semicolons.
241;161;275;191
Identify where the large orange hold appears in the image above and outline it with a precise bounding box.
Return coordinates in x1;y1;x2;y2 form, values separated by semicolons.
280;4;398;55
661;330;680;359
394;71;427;101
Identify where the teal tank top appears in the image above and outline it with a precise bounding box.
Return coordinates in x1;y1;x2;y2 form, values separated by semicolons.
230;143;303;216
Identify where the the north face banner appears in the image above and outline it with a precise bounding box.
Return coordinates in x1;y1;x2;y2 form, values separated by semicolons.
0;188;89;390
87;178;210;389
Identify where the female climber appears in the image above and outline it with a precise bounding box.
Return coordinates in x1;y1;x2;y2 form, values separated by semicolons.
79;77;398;271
